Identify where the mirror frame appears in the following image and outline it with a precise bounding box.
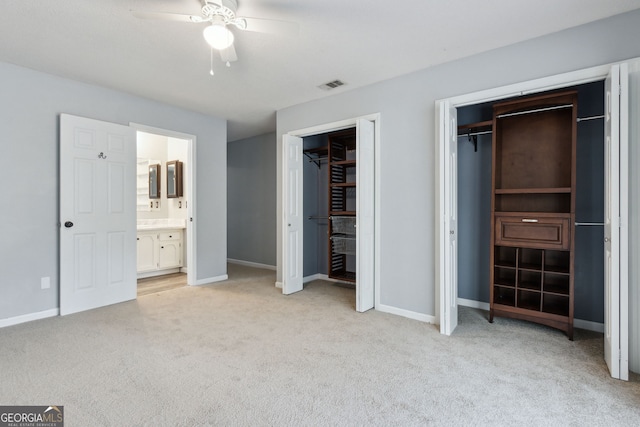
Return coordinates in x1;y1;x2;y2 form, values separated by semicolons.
166;160;183;198
149;163;161;199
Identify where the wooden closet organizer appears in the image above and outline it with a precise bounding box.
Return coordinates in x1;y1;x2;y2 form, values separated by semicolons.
328;129;357;283
489;91;577;339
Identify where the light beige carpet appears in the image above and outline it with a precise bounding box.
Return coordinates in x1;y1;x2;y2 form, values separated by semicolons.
1;264;639;426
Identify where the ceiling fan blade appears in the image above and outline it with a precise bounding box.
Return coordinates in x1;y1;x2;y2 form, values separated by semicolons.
220;44;238;63
131;11;202;23
237;17;299;36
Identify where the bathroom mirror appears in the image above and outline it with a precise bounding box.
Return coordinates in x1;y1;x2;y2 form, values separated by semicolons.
149;164;161;199
166;160;183;198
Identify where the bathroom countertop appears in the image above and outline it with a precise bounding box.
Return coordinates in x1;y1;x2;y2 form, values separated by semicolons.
137;219;186;231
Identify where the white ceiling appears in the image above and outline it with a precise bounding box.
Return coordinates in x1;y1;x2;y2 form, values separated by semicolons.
1;0;639;141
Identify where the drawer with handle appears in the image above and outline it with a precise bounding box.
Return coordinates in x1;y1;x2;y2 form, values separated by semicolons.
158;231;182;241
495;214;570;250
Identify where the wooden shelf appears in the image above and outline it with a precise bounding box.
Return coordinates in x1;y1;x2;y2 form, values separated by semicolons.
330;211;355;216
332;159;356;166
331;182;356;188
495;187;571;194
303;146;328;155
458;120;493;131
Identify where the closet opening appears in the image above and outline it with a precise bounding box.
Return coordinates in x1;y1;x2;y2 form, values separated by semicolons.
303;128;357;290
455;81;605;336
281;115;378;312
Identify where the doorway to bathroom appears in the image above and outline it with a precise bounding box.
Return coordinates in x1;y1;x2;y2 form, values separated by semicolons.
133;123;196;294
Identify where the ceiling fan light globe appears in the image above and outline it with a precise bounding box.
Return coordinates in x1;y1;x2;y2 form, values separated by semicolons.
203;24;234;50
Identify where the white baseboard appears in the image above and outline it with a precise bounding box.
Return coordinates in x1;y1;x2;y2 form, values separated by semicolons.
137;268;181;279
457;298;604;333
574;318;605;333
275;281;283;289
193;274;228;286
227;258;276;271
377;304;437;324
458;298;490;311
0;308;59;329
303;273;325;283
304;274;357;285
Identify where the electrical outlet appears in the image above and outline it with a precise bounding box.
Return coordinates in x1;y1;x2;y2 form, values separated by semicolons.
41;277;50;289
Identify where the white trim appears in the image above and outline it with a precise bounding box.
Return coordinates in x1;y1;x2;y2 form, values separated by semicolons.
193;274;228;286
227;258;276;271
303;273;326;283
458;298;490;311
129;122;197;288
303;273;355;285
374;117;382;310
0;309;59;329
137;268;181;279
284;112;381;309
457;298;604;333
575;319;605;334
436;58;640;337
286;114;379;138
377;304;437;324
443;64;613;107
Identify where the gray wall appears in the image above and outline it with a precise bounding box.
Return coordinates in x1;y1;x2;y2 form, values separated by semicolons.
227;132;277;266
1;61;227;320
456;105;492;304
276;10;640;317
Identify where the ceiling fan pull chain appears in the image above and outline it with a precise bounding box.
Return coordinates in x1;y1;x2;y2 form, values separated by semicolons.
210;48;215;76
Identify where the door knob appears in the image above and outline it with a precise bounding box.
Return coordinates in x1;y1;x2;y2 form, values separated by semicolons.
64;221;74;228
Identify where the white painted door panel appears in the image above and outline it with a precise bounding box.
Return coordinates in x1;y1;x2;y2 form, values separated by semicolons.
604;64;629;380
282;134;304;294
438;102;459;335
444;105;459;335
60;114;136;315
356;119;375;312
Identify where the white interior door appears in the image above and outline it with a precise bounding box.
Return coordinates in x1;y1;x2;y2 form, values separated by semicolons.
282;134;304;294
356;119;375;312
438;102;458;335
60;114;137;315
604;64;629;380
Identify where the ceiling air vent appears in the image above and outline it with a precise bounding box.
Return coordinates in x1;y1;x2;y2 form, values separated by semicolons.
318;79;346;91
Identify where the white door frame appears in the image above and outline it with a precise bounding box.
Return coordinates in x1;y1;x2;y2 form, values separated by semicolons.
435;63;633;330
130;123;197;286
281;113;381;309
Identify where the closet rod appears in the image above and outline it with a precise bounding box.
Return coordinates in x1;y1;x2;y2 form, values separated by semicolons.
307;156;328;162
577;115;605;122
497;104;573;119
457;130;492;138
575;222;604;226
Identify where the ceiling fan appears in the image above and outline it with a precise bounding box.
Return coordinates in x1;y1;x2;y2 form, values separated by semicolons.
133;0;298;67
